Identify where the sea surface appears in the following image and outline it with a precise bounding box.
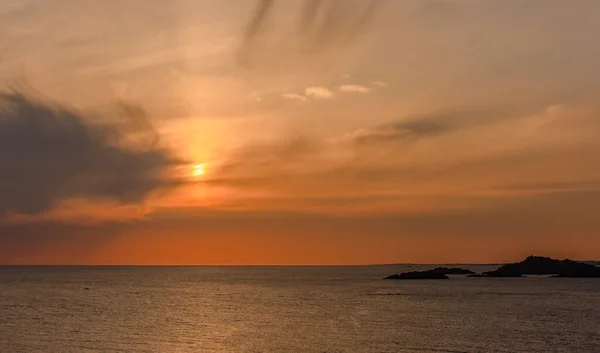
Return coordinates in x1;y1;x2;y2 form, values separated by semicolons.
1;265;599;352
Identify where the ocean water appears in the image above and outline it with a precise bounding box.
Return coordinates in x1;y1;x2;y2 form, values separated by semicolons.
1;265;599;353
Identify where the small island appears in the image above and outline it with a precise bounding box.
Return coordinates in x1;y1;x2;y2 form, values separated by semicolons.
467;256;600;278
384;267;474;280
385;270;449;280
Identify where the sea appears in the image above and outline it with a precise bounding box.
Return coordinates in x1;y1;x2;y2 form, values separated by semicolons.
1;265;599;353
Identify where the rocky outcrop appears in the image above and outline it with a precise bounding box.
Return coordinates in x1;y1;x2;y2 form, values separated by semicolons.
385;266;475;280
469;256;600;278
431;267;475;275
384;270;449;280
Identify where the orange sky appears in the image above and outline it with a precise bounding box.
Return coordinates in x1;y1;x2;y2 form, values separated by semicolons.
66;233;600;266
1;0;600;264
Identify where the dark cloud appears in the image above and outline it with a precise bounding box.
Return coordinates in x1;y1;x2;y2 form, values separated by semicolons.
0;90;181;215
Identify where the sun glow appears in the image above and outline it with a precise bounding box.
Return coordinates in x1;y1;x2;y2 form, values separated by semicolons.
193;164;205;177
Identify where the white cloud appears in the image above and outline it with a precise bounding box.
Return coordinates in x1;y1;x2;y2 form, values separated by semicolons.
282;93;308;101
305;87;334;99
339;84;371;93
372;81;388;88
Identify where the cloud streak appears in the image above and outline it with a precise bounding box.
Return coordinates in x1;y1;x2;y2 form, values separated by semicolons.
298;0;324;34
243;0;275;43
282;93;308;102
339;84;370;93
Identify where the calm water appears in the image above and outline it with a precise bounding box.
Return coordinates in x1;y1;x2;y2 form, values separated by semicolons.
1;265;599;352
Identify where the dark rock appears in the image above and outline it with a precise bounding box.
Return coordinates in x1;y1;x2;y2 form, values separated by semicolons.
551;266;600;278
469;256;600;278
384;270;449;280
385;267;473;280
431;267;475;275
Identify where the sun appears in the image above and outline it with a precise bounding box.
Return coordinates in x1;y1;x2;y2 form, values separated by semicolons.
192;164;205;177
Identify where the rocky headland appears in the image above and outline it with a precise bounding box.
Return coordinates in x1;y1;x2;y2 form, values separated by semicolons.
467;256;600;278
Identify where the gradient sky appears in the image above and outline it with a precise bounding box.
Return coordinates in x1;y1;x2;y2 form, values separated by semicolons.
1;0;600;264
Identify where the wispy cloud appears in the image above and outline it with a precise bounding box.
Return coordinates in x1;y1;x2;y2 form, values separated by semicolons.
371;81;387;88
339;84;371;93
201;103;600;214
305;86;334;99
282;93;308;101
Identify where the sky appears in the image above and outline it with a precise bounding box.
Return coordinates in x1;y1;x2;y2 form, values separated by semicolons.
1;0;600;264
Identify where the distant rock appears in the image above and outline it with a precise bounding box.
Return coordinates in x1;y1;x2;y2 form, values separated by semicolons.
385;267;474;280
431;267;475;275
384;270;449;280
468;256;600;278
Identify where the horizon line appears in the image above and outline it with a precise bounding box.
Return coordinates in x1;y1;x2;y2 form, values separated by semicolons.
1;260;598;267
